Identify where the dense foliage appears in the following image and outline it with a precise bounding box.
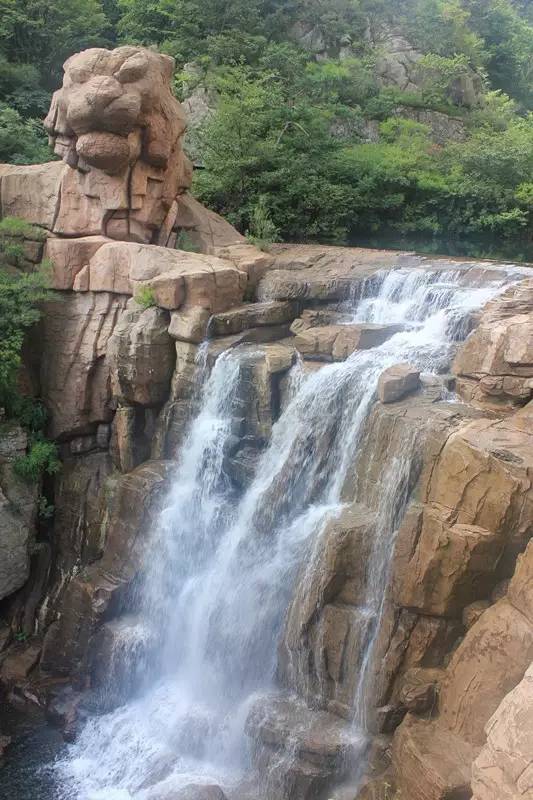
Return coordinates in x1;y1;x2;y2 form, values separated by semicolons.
0;217;60;482
0;0;532;246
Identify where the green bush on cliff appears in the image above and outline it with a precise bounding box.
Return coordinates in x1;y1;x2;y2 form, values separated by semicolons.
0;217;59;483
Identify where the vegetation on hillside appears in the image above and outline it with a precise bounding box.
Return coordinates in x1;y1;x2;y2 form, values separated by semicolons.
0;0;532;248
0;217;60;483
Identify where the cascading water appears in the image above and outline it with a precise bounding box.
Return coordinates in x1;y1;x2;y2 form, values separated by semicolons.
54;263;519;800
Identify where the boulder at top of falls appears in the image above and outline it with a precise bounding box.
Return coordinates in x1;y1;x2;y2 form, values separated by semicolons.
378;363;420;403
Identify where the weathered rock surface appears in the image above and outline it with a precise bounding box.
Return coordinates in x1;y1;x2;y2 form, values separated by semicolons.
454;279;533;409
292;322;403;362
0;424;39;600
378;363;420;403
396;503;504;616
41;292;129;439
107;300;174;406
471;662;533;800
40;461;172;677
392;714;479;800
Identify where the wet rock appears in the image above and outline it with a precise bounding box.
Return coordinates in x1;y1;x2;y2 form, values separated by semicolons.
258;244;399;301
378;363;420;403
46;685;83;741
40;461;172;677
247;694;362;800
292;323;403;362
0;641;42;688
173;785;227;800
471;663;533;800
280;503;376;715
152;342;201;459
392;714;479;800
110;406;156;472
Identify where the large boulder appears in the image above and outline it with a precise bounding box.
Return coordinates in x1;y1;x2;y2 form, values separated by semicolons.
107;299;175;406
395;503;504;616
439;599;533;745
40;292;129;439
454;278;533;409
83;241;247;312
392;714;479;800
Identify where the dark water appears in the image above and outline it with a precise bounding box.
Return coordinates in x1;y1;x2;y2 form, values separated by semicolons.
349;233;533;264
0;702;65;800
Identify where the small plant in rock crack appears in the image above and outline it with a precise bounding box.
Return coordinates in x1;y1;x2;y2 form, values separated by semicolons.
135;286;157;308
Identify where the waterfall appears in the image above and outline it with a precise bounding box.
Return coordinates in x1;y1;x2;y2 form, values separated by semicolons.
55;264;515;800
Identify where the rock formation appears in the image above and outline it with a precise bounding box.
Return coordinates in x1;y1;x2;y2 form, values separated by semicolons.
0;46;531;800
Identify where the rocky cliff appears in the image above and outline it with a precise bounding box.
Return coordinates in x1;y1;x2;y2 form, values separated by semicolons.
0;47;531;800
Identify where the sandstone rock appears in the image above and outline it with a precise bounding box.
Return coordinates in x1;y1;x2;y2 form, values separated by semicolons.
209;301;298;337
396;503;504;617
87;241;247;312
107;300;174;406
110;406;155;473
152;342;200;459
428;417;533;570
0;641;42;687
247;694;360;800
45;236;110;290
378;363;420;403
0;161;65;229
392;714;479;800
174;193;245;252
454;279;533;408
507;538;533;624
471;663;533;800
258;244;400;302
281;504;376;716
0;424;39;601
213;243;274;288
462;600;490;630
169;307;210;343
51;452;114;573
41;292;128;439
398;667;443;714
41;461;172;677
440;599;533;745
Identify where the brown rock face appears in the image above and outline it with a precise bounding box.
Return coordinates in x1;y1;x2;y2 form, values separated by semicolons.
392;714;479;800
396;503;504;616
41;292;129;439
0;426;39;600
378;363;420;403
454;279;533;409
107;300;175;406
471;663;533;800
